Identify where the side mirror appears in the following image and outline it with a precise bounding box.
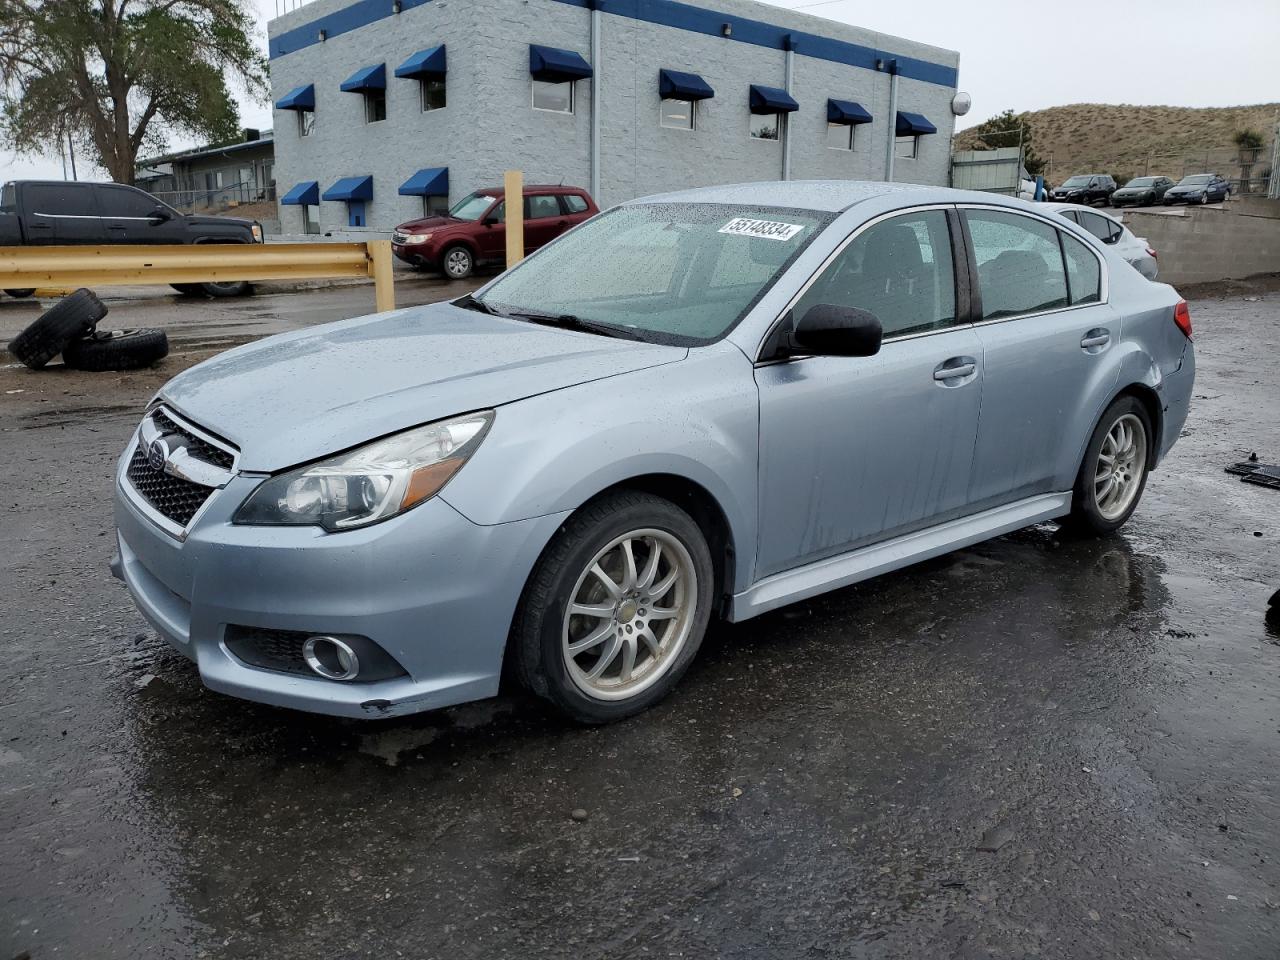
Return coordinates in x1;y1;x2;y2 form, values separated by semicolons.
789;304;882;358
482;214;499;226
149;205;172;223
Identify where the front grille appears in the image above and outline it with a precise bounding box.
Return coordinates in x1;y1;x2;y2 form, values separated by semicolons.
126;446;214;526
151;409;235;469
224;625;312;676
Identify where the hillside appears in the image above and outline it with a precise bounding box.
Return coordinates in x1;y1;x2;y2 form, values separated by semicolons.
957;103;1279;180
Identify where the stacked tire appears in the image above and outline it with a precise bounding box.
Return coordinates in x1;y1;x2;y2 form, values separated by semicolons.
5;289;169;371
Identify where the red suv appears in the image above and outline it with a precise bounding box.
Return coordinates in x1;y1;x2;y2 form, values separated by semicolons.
391;184;598;279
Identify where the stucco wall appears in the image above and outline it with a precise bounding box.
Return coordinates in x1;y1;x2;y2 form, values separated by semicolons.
267;0;960;232
1124;206;1280;286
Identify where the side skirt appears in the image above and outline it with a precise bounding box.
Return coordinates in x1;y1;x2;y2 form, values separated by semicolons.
730;492;1072;621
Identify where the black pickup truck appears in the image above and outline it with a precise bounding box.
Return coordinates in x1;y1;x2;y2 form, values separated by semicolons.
0;179;264;298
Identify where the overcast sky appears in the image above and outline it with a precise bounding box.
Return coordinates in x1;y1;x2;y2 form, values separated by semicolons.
5;0;1279;181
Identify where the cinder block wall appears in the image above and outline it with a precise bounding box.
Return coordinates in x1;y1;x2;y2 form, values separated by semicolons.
1124;206;1280;286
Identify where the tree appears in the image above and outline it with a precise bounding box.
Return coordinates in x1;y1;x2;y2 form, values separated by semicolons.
0;0;267;184
964;109;1046;177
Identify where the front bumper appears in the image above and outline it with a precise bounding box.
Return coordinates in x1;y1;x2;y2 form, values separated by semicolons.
112;446;569;718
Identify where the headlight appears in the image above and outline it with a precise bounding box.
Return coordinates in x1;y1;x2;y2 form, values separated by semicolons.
404;233;432;245
233;411;493;531
251;222;264;243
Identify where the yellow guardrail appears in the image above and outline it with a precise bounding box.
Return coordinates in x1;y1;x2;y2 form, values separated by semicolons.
0;240;396;312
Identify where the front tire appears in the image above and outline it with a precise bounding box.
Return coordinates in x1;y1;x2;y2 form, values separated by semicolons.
511;491;714;724
1066;396;1152;536
441;245;474;280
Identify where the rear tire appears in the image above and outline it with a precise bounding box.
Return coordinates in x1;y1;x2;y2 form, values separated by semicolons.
62;328;169;371
5;288;106;369
511;491;714;724
200;280;252;297
4;288;36;298
1065;396;1153;536
170;283;205;296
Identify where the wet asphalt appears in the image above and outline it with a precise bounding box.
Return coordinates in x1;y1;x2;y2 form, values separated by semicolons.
1;278;1278;959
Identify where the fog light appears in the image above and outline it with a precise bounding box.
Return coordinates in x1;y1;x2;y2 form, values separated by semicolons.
303;635;361;681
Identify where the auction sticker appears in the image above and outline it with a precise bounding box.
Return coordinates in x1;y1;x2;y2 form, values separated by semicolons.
719;218;805;242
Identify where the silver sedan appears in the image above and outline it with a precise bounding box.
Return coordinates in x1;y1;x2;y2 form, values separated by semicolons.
111;181;1195;723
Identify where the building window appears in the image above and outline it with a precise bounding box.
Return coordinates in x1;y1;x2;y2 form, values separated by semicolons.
750;113;780;141
827;122;855;151
421;78;446;112
365;91;387;123
421;195;448;218
660;98;695;130
532;79;574;114
298;111;315;137
895;134;918;159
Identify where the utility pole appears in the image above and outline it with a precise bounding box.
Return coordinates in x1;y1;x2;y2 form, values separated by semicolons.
66;131;78;180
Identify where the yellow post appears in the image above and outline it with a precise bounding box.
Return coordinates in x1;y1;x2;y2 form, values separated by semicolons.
504;169;524;269
368;239;396;312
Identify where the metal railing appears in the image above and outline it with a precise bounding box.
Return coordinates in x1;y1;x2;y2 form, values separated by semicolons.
0;241;395;312
148;181;277;214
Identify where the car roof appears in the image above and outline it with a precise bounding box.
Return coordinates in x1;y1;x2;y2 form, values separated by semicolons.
622;180;1033;214
470;184;587;197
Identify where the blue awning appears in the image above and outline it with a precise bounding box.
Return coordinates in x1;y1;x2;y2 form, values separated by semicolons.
395;45;447;80
399;167;449;197
749;84;798;114
322;176;373;202
529;44;592;82
280;180;320;206
340;63;386;92
659;69;714;101
827;99;873;125
896;111;937;136
275;84;315;111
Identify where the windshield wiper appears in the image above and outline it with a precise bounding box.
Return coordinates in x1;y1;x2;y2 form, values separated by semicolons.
505;310;636;340
453;293;506;317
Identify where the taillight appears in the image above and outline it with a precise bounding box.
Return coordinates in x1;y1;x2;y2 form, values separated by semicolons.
1146;246;1157;259
1173;300;1192;339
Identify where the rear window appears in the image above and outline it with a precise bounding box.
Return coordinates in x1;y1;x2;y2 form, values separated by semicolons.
563;194;589;214
0;183;14;213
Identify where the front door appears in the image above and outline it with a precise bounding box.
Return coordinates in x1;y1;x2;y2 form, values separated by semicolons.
754;207;985;579
475;199;506;260
962;206;1119;508
98;185;187;244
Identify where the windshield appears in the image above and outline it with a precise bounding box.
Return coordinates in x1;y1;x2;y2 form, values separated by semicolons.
475;203;833;344
449;192;498;221
1125;177;1157;187
1180;175;1212;185
1062;176;1092;187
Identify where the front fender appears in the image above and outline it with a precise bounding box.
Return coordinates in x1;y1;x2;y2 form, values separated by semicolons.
441;344;761;593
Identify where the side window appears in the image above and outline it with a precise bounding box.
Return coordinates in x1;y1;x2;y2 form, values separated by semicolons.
966;209;1068;319
525;194;560;219
27;183;95;215
562;194;589;214
793;209;956;338
1062;232;1101;305
1106;219;1122;244
99;186;159;218
1077;211;1111;243
1058;210;1079;225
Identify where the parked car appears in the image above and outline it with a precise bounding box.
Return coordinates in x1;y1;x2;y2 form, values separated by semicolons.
1045;203;1159;279
1048;174;1116;206
112;182;1195;724
0;180;264;298
1163;173;1231;205
1110;176;1175;207
391;185;598;279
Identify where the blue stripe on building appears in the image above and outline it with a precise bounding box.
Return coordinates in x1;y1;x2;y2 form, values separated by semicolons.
268;0;957;89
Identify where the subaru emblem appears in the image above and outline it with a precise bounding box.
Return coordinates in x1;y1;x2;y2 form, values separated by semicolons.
147;437;170;472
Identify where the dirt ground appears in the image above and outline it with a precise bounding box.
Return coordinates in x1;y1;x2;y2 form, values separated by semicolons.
2;277;1279;959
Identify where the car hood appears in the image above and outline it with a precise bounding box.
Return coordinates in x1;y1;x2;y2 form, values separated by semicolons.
159;301;687;472
394;215;459;233
1114;187;1149;194
1168;184;1204;192
1053;185;1085;192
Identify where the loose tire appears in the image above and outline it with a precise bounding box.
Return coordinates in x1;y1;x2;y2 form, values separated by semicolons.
6;288;106;369
62;328;169;372
200;280;252;298
442;245;474;280
511;491;715;724
1066;396;1153;536
5;288;36;298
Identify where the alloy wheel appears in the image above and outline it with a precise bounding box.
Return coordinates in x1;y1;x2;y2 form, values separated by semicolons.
445;249;472;279
561;529;697;701
1094;413;1148;521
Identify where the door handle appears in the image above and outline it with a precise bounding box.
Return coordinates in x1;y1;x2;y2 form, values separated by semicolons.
1080;329;1111;352
933;357;977;383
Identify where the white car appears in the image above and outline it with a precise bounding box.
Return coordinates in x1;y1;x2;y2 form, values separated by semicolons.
1043;203;1158;280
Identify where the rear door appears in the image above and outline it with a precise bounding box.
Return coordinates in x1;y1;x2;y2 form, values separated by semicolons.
97;184;187;244
561;192;594;227
962;206;1118;508
523;193;567;253
23;182;104;244
754;206;985;577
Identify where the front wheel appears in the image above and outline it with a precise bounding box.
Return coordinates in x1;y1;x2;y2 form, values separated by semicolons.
441;245;474;280
1066;396;1152;536
511;491;714;724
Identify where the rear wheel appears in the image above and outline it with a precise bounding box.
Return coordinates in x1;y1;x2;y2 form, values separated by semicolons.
170;283;205;296
1066;396;1152;536
4;288;36;298
511;491;714;724
200;280;252;297
442;245;474;280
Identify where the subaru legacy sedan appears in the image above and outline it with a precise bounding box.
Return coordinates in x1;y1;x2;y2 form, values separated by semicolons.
111;182;1195;724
